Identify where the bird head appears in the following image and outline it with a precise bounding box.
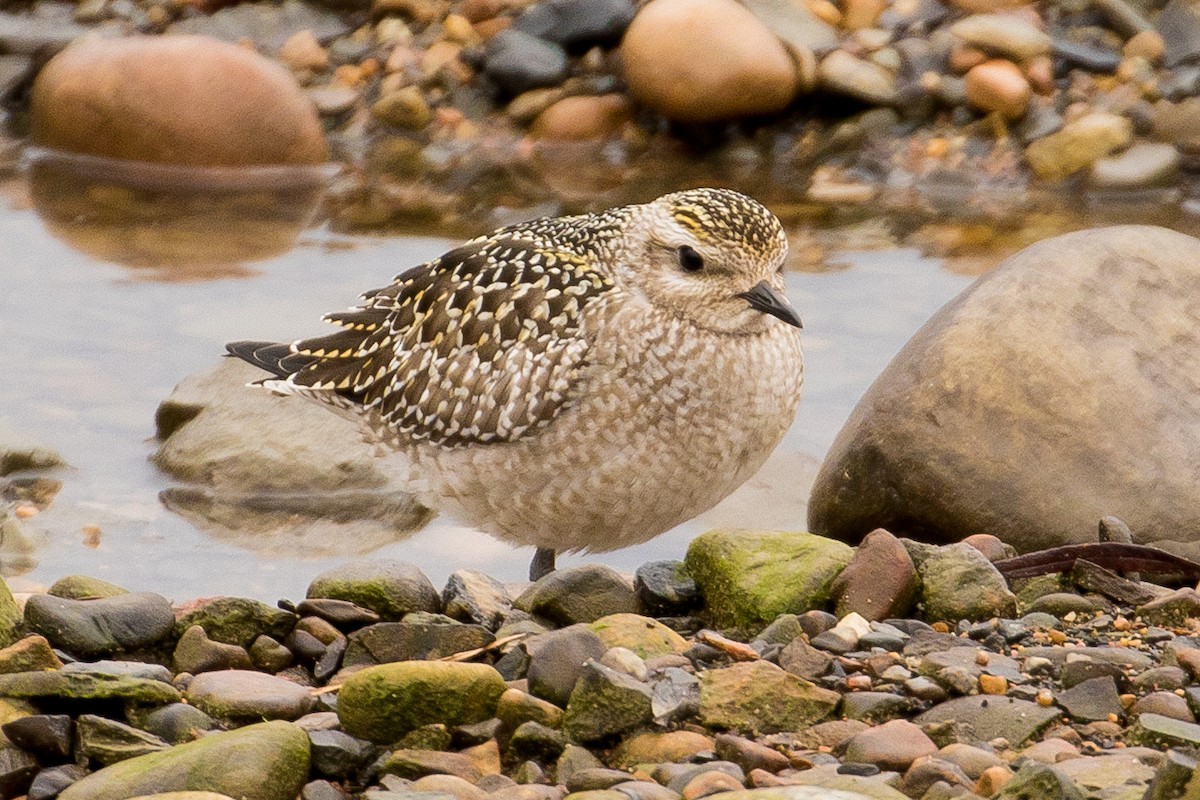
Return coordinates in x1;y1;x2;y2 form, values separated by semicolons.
612;188;802;335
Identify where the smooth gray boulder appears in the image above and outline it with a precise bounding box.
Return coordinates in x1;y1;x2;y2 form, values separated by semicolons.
809;226;1200;557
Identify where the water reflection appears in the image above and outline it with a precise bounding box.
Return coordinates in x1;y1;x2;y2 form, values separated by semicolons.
25;147;336;280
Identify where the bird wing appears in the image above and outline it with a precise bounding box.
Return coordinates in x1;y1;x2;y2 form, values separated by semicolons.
230;232;615;448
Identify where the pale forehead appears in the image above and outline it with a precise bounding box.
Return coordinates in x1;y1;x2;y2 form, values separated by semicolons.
663;189;785;254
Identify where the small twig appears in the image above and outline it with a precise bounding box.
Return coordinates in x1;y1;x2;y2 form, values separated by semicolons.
697;629;759;661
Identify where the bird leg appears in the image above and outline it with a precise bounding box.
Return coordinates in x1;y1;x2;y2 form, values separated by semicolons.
530;547;556;581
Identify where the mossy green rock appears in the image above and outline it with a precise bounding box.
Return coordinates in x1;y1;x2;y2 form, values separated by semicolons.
685;530;853;630
589;613;688;658
918;543;1017;622
308;559;440;621
563;661;652;742
49;575;129;599
59;720;309;800
338;660;506;743
128;794;237;800
698;660;839;734
0;578;21;649
0;670;179;704
173;597;296;648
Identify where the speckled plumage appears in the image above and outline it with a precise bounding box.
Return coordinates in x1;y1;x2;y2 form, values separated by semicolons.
228;188;804;559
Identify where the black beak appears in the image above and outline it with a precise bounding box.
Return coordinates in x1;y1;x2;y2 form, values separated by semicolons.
736;281;803;328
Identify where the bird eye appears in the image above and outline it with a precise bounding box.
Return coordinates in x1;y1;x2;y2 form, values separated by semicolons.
678;245;704;273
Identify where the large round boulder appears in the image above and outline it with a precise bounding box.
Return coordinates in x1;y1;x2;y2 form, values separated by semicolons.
31;35;328;166
619;0;800;123
808;226;1200;559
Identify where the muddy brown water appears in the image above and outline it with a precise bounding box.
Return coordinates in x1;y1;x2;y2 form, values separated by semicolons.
1;151;1192;601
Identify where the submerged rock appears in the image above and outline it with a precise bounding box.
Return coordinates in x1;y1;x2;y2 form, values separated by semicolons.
809;226;1200;556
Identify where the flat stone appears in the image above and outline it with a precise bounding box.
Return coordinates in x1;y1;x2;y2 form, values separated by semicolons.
0;635;62;674
0;671;179;705
817;51;898;105
843;720;936;771
917;696;1060;746
950;13;1052;60
311;560;443;623
1091;142;1180;189
698;660;839;734
58;721;309;800
515;565;639;626
344;620;493;667
1131;712;1200;748
337;661;506;743
612;731;714;768
173;596;297;648
76;714;169;764
993;762;1083;800
25;592;174;658
2;714;72;759
381;749;484;782
1057;676;1123;723
590;614;688;658
779;637;833;680
483;30;569;95
186;670;315;721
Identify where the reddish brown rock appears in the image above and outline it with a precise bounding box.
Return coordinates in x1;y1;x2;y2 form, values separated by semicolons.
831;529;918;621
843;719;937;771
530;94;633;140
964;59;1031;120
32;36;328;167
962;534;1015;562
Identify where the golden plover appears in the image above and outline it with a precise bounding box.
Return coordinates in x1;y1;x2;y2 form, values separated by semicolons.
228;188;804;580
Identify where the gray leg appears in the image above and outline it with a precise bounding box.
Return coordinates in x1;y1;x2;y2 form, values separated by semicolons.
530;547;556;581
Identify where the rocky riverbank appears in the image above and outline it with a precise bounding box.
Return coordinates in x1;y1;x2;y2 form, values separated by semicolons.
0;529;1199;798
5;0;1200;236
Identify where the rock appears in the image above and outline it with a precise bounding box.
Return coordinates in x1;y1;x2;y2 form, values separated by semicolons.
779;637;833;680
58;721;309;800
515;565;639;626
634;561;700;615
938;743;1002;779
810;226;1200;552
337;661;506;743
512;0;634;49
373;86;432;131
994;762;1085;800
442;570;511;630
698;660;839;734
483;30;569;95
0;745;38;798
0;422;63;477
949;14;1051;61
497;688;564;729
1090;142;1180;188
343;620;493;667
684;530;853;630
1157;0;1200;67
138;703;219;745
381;749;486;782
76;714;169;764
526;625;608;707
0;671;179;705
0;636;62;674
697;788;897;800
31;36;327;167
1056;676;1123;723
620;0;800;123
23;592;173;658
590;614;688;658
918;544;1016;622
1139;589;1200;625
174;597;296;648
964;60;1030;119
309;560;440;621
831;529;918;621
843;720;936;771
1135;692;1194;722
48;575;128;599
186;670;315;721
1025;112;1133;181
279;30;329;72
29;764;89;800
713;734;789;773
173;626;253;674
1130;713;1200;748
563;661;653;741
917;696;1059;745
530;95;633;141
612;731;714;768
817;51;898;105
840;692;914;723
2;714;72;759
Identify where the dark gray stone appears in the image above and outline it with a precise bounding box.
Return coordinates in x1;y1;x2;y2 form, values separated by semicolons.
309;728;374;779
442;570;511;630
483;30;569;95
344;620;493;668
525;625;607;707
917;696;1060;745
76;714;169;765
996;762;1085;800
28;764;87;800
1057;676;1123;723
512;0;634;49
25;592;174;658
136;702;219;745
294;598;380;630
2;714;72;759
634;560;700;616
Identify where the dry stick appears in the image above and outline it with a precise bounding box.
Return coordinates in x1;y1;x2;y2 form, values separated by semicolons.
697;629;760;661
311;632;529;696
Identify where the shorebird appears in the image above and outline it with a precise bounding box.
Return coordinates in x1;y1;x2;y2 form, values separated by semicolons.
228;188;804;581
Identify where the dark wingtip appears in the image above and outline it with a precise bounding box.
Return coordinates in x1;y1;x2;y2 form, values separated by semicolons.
225;340;294;378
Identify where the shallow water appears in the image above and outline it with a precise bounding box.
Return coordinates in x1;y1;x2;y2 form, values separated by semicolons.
0;161;983;601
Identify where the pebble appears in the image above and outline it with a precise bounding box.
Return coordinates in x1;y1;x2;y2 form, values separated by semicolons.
483;29;569;95
1090;142;1181;188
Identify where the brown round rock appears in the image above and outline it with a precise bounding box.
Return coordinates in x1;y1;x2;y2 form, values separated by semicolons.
964;59;1031;119
843;719;937;771
32;35;328;166
530;94;633;140
620;0;799;123
830;528;918;621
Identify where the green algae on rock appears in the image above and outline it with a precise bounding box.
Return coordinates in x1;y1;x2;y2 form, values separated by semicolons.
563;661;653;742
0;671;180;705
58;720;310;800
172;596;297;648
0;579;21;650
698;660;839;734
917;542;1017;622
308;559;440;621
589;613;688;658
685;529;853;630
337;660;506;743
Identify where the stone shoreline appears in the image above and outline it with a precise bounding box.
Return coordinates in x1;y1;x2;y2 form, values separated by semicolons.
0;529;1200;799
